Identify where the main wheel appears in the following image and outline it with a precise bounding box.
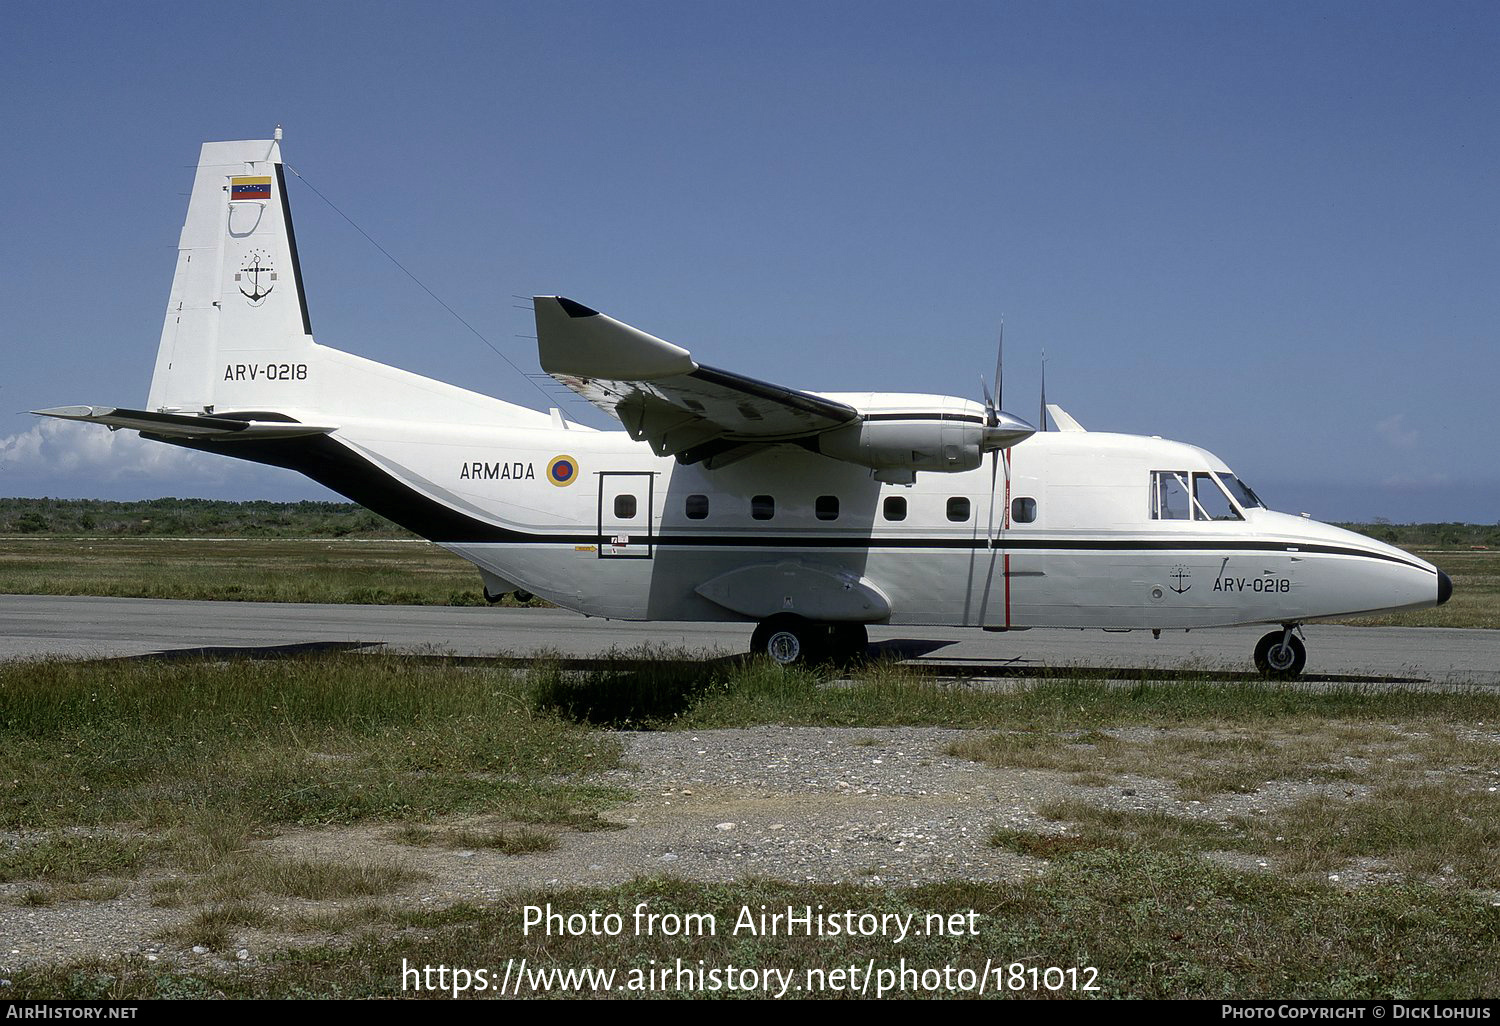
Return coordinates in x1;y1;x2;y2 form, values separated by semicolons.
751;616;822;666
1254;630;1307;679
828;623;869;666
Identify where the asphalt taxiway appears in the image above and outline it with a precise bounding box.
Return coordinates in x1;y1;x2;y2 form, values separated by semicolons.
1;594;1495;685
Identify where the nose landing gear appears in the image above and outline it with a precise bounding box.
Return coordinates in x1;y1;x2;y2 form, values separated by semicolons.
1254;625;1306;679
750;615;869;667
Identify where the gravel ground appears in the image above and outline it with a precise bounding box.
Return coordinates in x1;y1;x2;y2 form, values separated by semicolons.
0;725;1359;973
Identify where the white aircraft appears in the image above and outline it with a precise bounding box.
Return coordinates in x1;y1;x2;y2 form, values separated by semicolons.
38;135;1452;677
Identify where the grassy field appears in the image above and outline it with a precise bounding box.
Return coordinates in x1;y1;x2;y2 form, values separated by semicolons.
3;651;1499;998
0;536;489;605
1;535;1495;627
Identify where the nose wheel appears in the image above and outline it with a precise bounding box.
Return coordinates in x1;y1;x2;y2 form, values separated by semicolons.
1254;627;1306;679
752;616;820;666
750;617;868;667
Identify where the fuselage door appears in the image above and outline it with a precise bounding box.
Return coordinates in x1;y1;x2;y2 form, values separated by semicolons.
597;472;654;559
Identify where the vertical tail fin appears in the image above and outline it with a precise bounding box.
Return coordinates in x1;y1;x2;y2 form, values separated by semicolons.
147;132;314;413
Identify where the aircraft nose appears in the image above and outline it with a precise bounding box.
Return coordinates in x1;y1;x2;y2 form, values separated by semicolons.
1437;569;1453;606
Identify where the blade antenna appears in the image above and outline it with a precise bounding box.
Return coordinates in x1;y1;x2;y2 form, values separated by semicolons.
1039;349;1048;432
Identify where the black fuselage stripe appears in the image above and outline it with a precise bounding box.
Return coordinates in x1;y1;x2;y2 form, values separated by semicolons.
170;434;1432;573
862;413;985;424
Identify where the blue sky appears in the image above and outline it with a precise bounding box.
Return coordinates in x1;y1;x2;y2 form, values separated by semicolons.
3;1;1496;522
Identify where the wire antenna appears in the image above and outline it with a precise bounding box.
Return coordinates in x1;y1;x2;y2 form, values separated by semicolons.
282;162;556;407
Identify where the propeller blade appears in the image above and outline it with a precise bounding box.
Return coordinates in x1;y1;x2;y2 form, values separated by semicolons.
987;448;999;547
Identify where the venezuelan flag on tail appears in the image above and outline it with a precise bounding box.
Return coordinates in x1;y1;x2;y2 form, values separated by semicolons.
230;176;273;200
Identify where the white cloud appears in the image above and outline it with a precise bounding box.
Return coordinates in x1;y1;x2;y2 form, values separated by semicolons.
1381;471;1451;492
1375;413;1419;451
0;418;332;499
0;418;230;483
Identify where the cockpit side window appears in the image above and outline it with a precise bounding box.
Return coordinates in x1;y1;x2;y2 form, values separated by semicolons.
1192;473;1242;521
1151;471;1192;520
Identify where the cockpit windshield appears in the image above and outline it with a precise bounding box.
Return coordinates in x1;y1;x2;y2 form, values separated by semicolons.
1217;474;1266;510
1151;471;1243;521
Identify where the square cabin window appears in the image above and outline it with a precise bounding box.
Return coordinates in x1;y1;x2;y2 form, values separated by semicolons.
882;496;907;522
946;497;971;522
751;495;775;521
685;494;709;520
1011;497;1038;524
815;495;840;521
613;494;637;519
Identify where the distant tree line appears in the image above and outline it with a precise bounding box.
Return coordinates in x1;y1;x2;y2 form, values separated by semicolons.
1335;521;1499;549
0;498;415;538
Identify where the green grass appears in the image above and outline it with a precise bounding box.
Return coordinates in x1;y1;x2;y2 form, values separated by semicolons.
7;649;1500;998
393;823;561;854
0;652;626;912
668;658;1500;731
0;537;498;605
1;652;624;831
0;833;160;884
8;857;1499;998
994;783;1500;893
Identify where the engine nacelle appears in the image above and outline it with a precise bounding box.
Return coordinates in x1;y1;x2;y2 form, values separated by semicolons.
815;418;985;475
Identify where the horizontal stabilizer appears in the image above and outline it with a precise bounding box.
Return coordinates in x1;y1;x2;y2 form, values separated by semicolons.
34;406;336;441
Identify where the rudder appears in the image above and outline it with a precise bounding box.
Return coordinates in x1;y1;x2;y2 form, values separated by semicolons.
147;132;315;414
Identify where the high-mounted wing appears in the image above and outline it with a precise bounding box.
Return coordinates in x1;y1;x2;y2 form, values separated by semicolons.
534;297;859;468
534;297;1035;478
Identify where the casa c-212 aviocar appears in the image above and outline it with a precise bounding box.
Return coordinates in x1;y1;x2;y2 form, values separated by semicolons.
38;134;1453;676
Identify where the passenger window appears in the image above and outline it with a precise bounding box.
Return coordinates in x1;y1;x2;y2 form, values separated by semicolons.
815;495;839;521
1151;471;1192;520
1192;473;1242;521
883;496;907;522
946;497;970;522
614;495;637;519
751;495;775;521
1011;497;1037;524
685;494;709;520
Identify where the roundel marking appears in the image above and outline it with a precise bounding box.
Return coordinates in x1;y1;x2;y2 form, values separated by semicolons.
547;455;579;487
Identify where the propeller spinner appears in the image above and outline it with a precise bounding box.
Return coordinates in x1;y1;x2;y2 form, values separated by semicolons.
979;321;1036;450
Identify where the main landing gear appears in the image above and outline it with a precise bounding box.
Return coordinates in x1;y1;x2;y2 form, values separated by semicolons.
1254;625;1307;679
750;615;869;667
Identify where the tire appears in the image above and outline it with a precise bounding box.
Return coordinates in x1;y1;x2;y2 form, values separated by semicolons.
828;623;869;666
1254;630;1307;679
751;616;822;666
